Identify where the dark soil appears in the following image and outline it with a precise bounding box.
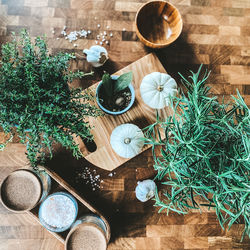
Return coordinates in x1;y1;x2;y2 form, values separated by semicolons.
98;86;132;112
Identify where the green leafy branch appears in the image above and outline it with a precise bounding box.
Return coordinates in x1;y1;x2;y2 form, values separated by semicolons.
101;72;133;109
145;65;250;240
0;30;101;167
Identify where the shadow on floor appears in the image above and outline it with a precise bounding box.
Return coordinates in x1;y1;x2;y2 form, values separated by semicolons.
44;146;156;241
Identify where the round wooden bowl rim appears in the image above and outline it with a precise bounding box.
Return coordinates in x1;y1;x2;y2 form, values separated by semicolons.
135;0;183;48
0;169;42;212
65;222;108;250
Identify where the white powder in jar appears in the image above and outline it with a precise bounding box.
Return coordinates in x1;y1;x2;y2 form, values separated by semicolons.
40;193;77;229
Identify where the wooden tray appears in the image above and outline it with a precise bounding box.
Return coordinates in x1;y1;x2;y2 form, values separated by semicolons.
76;53;171;171
27;167;111;244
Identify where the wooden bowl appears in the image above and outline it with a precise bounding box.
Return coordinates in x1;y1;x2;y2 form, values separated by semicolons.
135;1;183;48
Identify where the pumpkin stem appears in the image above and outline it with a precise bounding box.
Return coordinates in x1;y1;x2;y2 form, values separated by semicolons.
157;85;164;92
124;138;131;144
99;52;107;64
146;190;154;199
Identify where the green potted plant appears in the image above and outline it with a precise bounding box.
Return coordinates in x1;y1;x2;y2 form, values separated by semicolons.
145;66;250;239
96;72;135;115
0;30;101;168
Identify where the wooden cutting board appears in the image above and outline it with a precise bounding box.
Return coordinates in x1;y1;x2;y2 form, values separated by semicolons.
76;53;172;171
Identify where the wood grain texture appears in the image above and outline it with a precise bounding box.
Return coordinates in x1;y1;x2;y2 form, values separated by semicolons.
135;1;183;48
76;53;172;171
0;0;250;249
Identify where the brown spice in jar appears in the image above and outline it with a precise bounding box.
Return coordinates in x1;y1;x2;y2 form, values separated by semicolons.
1;170;42;211
66;223;107;250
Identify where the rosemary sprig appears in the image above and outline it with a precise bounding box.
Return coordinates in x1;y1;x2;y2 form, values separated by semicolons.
145;65;250;240
0;30;101;167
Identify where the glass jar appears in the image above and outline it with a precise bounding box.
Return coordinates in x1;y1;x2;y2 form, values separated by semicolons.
65;214;110;250
0;168;51;212
39;192;78;232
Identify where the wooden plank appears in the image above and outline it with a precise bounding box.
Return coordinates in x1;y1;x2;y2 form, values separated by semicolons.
76;53;171;171
0;0;250;249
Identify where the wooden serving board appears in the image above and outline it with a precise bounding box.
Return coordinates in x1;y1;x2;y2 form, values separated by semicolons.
27;167;111;244
77;53;171;171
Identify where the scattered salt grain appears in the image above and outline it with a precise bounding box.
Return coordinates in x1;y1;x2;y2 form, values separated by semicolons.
122;28;126;31
78;30;88;37
110;33;113;37
57;25;111;48
75;167;101;191
56;37;60;40
61;30;67;36
67;31;78;42
108;173;113;177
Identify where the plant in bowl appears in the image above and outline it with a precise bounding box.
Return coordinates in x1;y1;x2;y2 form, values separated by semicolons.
145;66;250;239
96;72;135;115
0;30;101;168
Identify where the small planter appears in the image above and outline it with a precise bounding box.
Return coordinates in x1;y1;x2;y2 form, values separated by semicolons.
0;168;51;212
96;75;135;115
39;192;78;233
65;214;108;250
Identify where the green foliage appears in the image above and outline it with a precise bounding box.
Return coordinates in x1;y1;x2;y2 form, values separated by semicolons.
101;72;132;109
114;72;133;93
102;73;114;100
0;30;101;167
145;65;250;239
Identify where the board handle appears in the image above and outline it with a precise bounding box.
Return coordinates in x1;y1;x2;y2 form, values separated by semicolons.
74;135;97;157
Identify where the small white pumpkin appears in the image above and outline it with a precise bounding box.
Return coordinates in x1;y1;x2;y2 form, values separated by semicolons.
135;179;156;202
110;123;144;158
140;72;177;109
83;45;108;67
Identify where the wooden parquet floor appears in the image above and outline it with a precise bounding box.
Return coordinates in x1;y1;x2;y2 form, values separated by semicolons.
0;0;250;249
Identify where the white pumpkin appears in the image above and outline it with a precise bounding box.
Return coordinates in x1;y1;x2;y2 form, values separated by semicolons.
83;45;108;67
140;72;177;109
110;123;144;158
135;180;156;202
